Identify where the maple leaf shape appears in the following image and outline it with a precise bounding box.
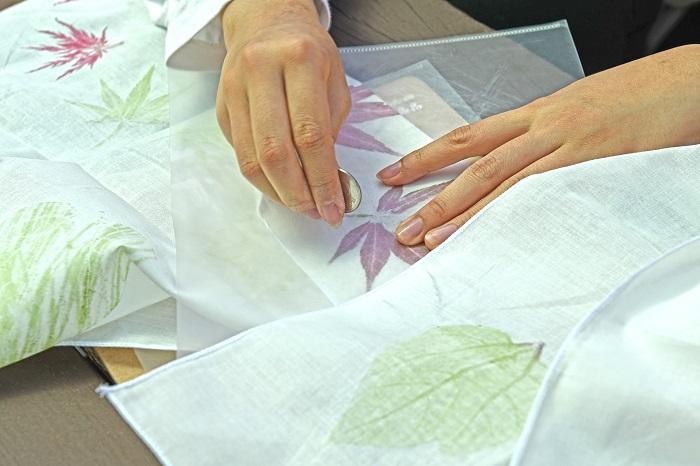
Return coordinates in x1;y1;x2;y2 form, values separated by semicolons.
336;85;399;156
28;19;123;79
377;181;451;214
330;181;451;290
68;66;168;144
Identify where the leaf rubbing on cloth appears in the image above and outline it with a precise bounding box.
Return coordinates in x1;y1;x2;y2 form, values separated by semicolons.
28;18;123;79
0;202;154;368
331;325;546;455
68;65;168;144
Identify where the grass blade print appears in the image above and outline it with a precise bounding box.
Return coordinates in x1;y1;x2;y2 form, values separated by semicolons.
0;203;153;368
331;325;546;455
28;19;123;79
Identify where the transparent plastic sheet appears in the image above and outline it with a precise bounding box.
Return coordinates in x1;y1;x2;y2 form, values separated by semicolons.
171;22;584;353
362;60;480;135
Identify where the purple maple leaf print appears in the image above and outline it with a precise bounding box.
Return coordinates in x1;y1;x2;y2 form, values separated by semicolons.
330;221;372;262
336;85;399;156
330;180;449;290
360;223;395;289
377;181;451;214
28;19;123;79
391;242;429;265
337;125;399;156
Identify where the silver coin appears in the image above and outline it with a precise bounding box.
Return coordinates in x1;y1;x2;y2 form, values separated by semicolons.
338;168;362;213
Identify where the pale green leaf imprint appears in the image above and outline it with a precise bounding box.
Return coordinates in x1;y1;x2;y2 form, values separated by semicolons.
68;65;168;145
0;203;154;368
331;325;546;455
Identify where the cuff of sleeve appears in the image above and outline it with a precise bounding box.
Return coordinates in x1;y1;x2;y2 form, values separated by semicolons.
164;0;231;71
164;0;331;71
315;0;331;30
165;0;332;71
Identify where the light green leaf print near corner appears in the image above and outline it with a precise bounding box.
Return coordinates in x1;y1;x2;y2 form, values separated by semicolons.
68;65;168;146
331;325;546;455
0;202;154;368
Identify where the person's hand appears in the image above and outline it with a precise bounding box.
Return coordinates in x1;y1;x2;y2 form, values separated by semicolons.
217;0;350;226
378;44;700;249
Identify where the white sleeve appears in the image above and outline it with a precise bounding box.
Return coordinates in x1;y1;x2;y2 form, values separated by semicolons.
146;0;332;71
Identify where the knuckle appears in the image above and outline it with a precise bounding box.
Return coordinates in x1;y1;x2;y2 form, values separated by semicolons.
258;137;289;166
447;125;474;147
424;196;450;220
238;159;263;181
239;42;268;67
509;172;528;187
403;148;426;172
307;174;337;192
461;209;476;224
470;155;500;182
283;197;314;212
293;119;328;151
285;36;324;63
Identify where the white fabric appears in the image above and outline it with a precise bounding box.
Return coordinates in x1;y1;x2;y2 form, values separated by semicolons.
512;237;700;465
102;144;700;466
0;0;331;362
0;0;177;363
61;299;177;351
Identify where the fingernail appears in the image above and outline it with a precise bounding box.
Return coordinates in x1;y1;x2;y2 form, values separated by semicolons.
396;216;424;243
321;202;342;227
304;208;321;220
425;223;457;246
377;161;401;180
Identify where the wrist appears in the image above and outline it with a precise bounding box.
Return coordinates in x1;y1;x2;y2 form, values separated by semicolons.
222;0;319;48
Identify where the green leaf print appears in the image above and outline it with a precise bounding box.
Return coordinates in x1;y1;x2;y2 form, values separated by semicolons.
0;202;154;368
331;325;546;455
68;65;168;145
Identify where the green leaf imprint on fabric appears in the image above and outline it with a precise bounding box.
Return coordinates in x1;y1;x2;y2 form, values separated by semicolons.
0;202;154;368
331;325;546;455
68;65;168;145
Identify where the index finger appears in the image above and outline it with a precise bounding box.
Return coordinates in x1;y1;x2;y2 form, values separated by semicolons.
377;111;529;185
285;63;345;227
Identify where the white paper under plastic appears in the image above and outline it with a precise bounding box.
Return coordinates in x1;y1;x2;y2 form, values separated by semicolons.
103;145;700;466
172;22;585;353
511;237;700;466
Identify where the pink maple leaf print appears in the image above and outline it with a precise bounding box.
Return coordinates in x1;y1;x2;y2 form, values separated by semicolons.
336;85;399;156
28;19;123;80
330;181;451;290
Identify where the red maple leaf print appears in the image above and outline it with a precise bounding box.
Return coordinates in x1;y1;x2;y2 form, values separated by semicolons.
28;19;123;79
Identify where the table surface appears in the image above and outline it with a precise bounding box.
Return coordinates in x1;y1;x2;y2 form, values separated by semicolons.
0;1;488;465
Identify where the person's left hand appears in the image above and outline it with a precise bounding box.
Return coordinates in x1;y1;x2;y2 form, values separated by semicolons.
377;44;700;249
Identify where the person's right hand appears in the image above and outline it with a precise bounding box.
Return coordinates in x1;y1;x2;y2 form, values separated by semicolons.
216;0;351;226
